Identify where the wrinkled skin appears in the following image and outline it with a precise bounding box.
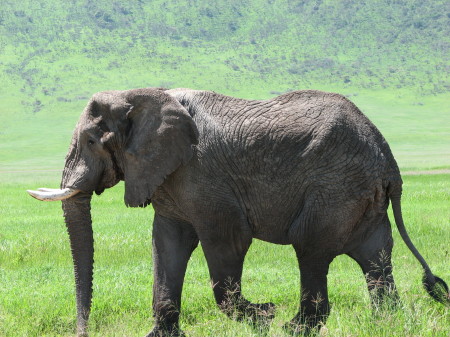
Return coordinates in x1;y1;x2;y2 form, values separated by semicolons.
43;88;447;336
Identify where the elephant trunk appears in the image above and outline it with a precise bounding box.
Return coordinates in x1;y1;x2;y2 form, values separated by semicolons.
62;193;94;337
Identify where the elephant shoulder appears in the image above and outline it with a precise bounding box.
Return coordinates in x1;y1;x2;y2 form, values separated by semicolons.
167;89;217;115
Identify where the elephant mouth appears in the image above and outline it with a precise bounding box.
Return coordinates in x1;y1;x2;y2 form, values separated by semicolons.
140;198;152;208
94;187;106;195
94;147;125;196
29;154;124;201
94;168;122;196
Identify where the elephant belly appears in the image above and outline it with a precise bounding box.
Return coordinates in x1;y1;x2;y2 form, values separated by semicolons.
252;230;291;245
243;199;301;245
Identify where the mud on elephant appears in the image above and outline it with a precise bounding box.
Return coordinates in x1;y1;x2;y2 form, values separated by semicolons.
28;88;449;336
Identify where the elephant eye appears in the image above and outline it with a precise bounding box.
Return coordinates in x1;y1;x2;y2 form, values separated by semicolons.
88;139;95;145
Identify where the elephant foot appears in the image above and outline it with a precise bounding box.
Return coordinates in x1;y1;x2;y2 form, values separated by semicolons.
145;326;185;337
222;299;275;321
76;326;89;337
226;300;276;333
282;321;311;336
245;302;276;324
282;315;324;336
245;302;275;335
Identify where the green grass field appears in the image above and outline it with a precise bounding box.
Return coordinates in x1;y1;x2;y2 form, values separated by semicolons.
1;172;448;337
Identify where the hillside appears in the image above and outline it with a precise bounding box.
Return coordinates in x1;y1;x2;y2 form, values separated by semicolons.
0;0;449;171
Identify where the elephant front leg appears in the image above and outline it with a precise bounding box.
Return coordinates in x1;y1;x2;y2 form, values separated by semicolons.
146;215;199;337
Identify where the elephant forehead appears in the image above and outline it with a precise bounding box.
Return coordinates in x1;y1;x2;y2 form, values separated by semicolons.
84;93;130;119
92;91;125;104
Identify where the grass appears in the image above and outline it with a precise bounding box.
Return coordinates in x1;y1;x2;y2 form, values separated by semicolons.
1;173;448;336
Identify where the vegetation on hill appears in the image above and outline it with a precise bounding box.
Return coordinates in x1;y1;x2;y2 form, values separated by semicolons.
0;0;449;170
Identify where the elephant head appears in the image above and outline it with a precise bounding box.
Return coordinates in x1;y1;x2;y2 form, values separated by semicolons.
27;88;198;335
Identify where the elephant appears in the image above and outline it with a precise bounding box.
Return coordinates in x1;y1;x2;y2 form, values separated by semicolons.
27;88;449;337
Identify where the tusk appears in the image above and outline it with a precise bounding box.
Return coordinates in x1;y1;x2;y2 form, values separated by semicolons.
26;188;80;201
37;188;63;192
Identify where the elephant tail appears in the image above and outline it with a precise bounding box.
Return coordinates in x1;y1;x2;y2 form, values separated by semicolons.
389;189;449;304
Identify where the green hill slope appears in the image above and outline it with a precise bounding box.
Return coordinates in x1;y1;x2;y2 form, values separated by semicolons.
0;0;449;171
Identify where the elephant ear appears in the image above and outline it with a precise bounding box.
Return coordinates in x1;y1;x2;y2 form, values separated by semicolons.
123;89;199;207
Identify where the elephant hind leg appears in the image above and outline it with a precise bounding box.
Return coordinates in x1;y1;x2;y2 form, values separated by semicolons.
347;214;399;307
200;229;275;327
284;250;334;336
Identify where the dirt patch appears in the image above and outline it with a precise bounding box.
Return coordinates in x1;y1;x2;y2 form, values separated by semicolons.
0;169;62;173
402;169;450;175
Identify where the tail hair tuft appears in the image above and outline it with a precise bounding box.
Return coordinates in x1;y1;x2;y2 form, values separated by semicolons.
423;273;450;305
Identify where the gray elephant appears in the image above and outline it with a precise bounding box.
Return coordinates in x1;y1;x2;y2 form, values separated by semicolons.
28;88;448;337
